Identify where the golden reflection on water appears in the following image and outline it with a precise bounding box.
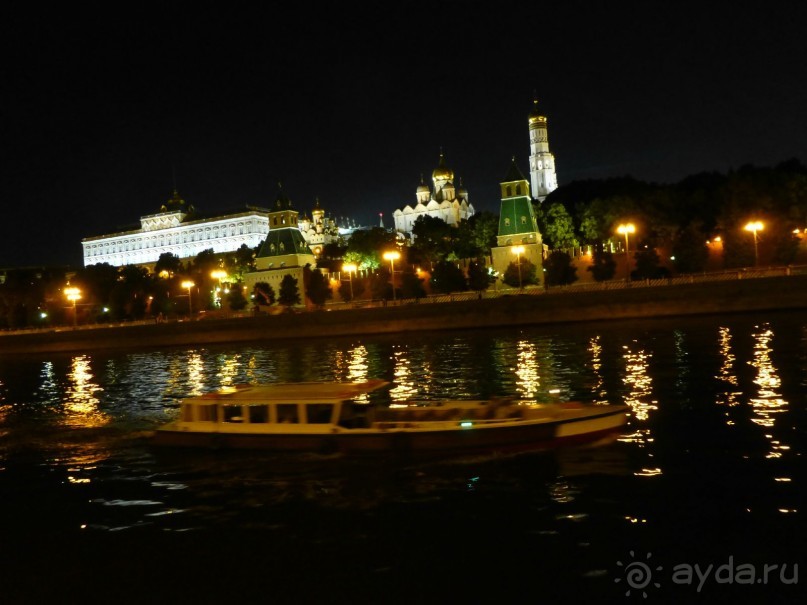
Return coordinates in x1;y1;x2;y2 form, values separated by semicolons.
617;342;657;454
587;336;607;404
514;340;540;399
186;352;206;396
715;326;742;408
0;378;8;433
63;355;108;428
748;324;789;459
216;354;241;387
389;345;419;403
620;343;657;421
331;345;372;402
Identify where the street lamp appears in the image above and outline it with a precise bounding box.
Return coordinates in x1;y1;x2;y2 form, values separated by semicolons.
211;270;228;308
511;245;525;290
342;263;357;301
383;251;401;301
744;221;764;267
616;223;636;280
181;280;195;317
65;286;81;328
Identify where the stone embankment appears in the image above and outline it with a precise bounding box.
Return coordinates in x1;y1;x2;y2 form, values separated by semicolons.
2;275;807;355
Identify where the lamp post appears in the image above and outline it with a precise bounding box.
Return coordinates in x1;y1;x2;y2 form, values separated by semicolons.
744;221;764;267
511;245;525;290
383;251;401;301
616;223;636;281
65;286;81;328
211;270;228;307
342;263;357;301
181;280;195;317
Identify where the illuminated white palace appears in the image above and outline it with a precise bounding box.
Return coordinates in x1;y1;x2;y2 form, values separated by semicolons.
392;151;475;236
81;190;343;268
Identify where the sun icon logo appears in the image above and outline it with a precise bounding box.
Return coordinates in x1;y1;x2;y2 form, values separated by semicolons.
615;551;663;598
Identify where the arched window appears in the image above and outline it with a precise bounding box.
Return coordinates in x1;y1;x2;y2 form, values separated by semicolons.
506;186;512;197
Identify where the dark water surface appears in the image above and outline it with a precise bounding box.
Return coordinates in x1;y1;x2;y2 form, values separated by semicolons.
1;311;806;603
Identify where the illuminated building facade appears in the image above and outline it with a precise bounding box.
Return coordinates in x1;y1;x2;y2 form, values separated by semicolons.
298;197;342;256
528;98;559;202
392;151;475;235
81;189;340;268
81;190;269;268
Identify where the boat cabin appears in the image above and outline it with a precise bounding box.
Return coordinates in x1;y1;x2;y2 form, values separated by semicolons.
174;380;390;431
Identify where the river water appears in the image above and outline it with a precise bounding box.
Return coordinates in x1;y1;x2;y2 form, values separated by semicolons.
1;311;805;603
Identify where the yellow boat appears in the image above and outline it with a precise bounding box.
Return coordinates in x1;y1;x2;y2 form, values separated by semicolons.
153;379;629;456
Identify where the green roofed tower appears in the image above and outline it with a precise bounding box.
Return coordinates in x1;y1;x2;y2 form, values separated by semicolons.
256;183;315;264
243;183;318;309
491;158;545;288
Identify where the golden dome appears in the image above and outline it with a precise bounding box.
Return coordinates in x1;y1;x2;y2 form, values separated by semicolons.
431;151;454;181
528;98;547;126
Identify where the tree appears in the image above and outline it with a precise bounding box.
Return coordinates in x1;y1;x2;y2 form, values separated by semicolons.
253;282;276;306
430;260;467;294
399;268;426;299
225;244;256;279
672;222;709;274
467;261;493;292
538;202;579;249
278;275;301;309
226;282;249;311
502;259;539;288
306;269;332;308
369;267;392;300
587;247;617;282
154;252;183;277
411;215;455;269
632;246;664;280
544;250;578;286
344;227;398;271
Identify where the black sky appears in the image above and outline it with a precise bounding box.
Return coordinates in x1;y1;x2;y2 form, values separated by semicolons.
2;2;806;268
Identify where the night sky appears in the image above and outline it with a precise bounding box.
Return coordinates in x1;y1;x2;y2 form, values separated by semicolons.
3;2;805;268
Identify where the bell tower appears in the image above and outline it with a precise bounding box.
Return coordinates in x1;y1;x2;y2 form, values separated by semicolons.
528;98;558;202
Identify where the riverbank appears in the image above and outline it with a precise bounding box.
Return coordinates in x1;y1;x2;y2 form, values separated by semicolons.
3;274;807;355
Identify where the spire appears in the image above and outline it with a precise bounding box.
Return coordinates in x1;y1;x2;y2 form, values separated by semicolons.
379;212;384;228
503;156;528;183
274;182;293;210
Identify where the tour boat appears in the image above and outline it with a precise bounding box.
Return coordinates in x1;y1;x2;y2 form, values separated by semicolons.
152;379;629;456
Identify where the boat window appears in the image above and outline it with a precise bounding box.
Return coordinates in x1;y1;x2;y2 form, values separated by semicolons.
181;404;194;422
306;404;334;424
249;405;269;423
223;405;243;423
277;404;299;424
198;404;218;422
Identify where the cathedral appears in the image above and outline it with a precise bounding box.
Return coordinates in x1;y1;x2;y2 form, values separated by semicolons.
392;151;475;236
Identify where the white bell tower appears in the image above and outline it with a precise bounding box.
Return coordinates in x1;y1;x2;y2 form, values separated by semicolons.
528;98;558;202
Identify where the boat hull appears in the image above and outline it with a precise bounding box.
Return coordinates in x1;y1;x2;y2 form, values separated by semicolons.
153;405;628;456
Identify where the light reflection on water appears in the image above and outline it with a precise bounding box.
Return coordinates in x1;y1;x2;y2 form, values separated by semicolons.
0;312;805;589
748;324;791;461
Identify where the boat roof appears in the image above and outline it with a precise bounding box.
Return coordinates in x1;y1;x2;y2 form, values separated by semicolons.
187;379;391;403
